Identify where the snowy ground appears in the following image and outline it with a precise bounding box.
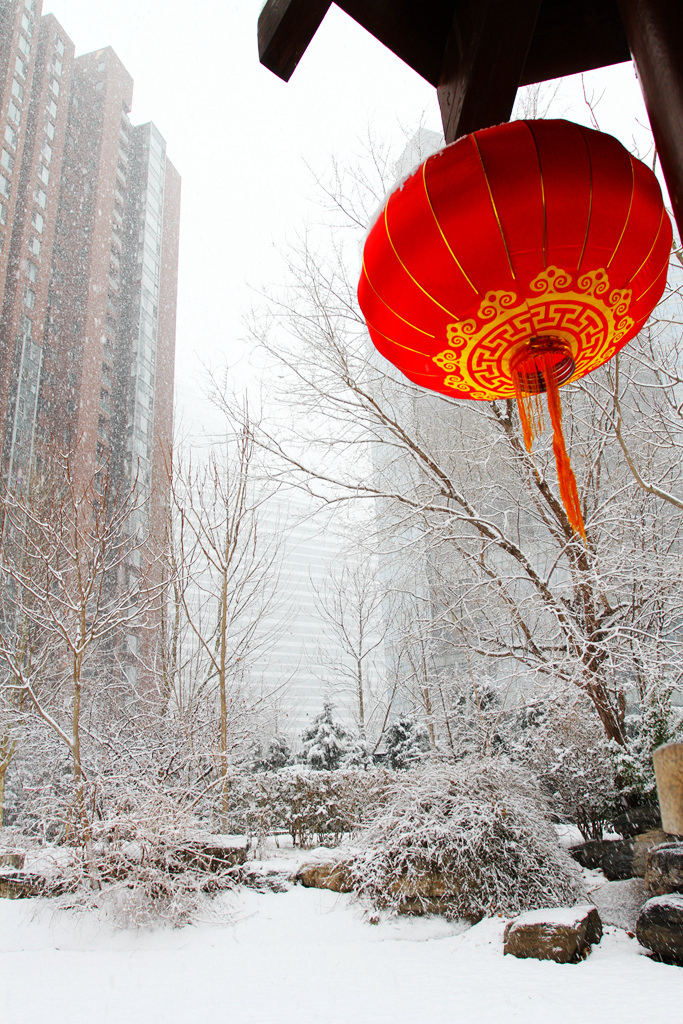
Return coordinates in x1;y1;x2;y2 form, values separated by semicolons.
1;879;681;1024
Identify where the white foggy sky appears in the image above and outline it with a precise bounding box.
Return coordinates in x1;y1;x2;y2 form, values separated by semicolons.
40;1;654;440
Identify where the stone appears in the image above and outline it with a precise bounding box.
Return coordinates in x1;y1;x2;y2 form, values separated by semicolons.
612;804;662;838
636;893;683;965
0;851;25;871
504;905;603;963
653;742;683;836
600;831;671;880
175;834;249;873
569;840;606;870
645;842;683;896
296;858;354;893
632;830;672;876
601;839;635;880
0;870;47;899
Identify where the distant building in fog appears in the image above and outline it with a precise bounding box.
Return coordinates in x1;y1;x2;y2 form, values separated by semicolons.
0;0;180;550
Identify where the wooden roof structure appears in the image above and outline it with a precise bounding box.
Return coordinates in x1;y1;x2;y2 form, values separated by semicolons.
257;0;683;239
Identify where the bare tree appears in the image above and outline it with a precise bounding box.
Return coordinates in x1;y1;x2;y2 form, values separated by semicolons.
0;448;157;843
243;149;682;751
168;413;284;829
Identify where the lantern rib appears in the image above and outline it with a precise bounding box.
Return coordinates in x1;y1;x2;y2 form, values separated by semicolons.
524;121;547;269
576;127;594;273
364;315;432;360
421;161;478;295
635;256;670;303
607;154;636;269
471;133;516;281
383;205;459;318
360;259;435;339
631;206;666;281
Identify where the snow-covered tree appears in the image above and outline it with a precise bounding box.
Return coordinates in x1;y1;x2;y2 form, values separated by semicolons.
300;701;353;770
384;716;430;769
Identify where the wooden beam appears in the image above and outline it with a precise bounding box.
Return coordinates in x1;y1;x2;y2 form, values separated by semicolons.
336;1;453;86
438;0;543;143
618;0;683;240
522;0;630;85
258;0;332;82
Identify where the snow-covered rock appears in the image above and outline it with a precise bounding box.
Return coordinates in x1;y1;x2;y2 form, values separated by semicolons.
504;904;602;963
636;893;683;964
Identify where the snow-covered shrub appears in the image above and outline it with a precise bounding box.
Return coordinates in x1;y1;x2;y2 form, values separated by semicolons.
49;792;239;928
349;756;585;921
384;717;430;768
613;682;683;808
225;767;392;847
508;696;618;840
256;735;294;771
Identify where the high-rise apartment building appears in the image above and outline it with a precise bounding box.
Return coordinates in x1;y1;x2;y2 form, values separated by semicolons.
0;0;180;545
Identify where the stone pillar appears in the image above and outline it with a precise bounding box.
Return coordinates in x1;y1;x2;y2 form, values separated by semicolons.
653;742;683;835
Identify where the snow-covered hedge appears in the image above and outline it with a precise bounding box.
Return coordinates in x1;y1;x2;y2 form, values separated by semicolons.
225;768;392;847
349;757;585;921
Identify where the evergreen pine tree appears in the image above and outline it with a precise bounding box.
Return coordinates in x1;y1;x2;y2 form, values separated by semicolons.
300;702;353;770
385;717;430;769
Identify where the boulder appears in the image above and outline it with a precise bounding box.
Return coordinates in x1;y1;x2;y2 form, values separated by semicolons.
175;834;248;873
296;858;354;893
636;894;683;965
569;840;606;870
653;742;683;836
632;830;672;876
612;805;662;838
0;851;25;871
504;905;603;963
601;831;671;880
386;869;452;917
0;870;47;899
601;839;635;880
645;843;683;896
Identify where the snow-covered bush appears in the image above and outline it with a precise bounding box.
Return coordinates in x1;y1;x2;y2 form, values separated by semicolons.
508;696;618;840
225;767;391;847
47;792;240;928
349;757;585;921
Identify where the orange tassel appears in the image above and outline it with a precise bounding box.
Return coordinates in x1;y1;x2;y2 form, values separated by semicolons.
512;342;586;540
542;355;586;540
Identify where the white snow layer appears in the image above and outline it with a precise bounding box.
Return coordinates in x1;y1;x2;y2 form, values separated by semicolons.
1;887;680;1024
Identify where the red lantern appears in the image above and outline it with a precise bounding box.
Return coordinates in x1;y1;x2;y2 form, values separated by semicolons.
358;120;672;538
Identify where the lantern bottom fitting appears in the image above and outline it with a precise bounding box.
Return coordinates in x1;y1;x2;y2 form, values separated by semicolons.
509;337;575;396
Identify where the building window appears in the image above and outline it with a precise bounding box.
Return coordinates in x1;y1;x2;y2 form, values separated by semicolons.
34;188;46;209
42;141;52;163
1;150;14;174
23;286;35;310
11;80;24;104
95;82;104;92
29;236;40;256
4;125;17;150
0;174;10;198
50;77;59;97
55;35;64;55
21;12;31;32
20;314;32;337
39;164;49;185
32;210;43;233
45;120;55;140
53;56;63;76
0;203;6;225
8;101;21;125
15;55;27;79
47;99;57;118
25;260;38;283
18;34;30;57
